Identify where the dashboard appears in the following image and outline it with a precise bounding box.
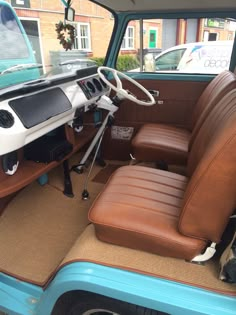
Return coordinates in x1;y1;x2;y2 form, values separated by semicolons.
0;68;110;155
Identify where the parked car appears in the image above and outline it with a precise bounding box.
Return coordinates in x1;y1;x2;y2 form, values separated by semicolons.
154;40;233;73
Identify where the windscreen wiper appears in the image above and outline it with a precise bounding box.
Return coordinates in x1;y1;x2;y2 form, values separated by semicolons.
59;59;86;65
1;63;43;74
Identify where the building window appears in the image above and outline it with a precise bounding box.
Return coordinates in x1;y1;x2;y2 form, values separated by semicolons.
72;22;91;51
121;26;135;49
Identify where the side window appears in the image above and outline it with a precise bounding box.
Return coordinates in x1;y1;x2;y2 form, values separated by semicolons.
155;49;186;70
116;18;236;74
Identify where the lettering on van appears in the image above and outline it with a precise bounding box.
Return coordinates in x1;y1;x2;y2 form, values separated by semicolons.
186;45;232;70
204;58;230;68
202;46;231;68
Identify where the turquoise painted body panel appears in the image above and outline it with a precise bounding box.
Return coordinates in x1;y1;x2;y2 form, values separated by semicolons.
0;262;236;315
0;272;42;315
0;1;39;88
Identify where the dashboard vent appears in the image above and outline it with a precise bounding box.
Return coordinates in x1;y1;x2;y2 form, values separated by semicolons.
0;110;14;128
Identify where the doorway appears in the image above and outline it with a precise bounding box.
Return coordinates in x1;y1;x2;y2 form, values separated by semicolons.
20;18;44;73
149;29;157;48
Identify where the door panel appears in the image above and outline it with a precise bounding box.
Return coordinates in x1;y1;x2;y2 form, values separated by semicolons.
102;77;209;160
116;78;207;127
21;19;42;66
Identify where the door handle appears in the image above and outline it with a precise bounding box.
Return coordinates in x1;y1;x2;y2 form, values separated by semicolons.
148;90;159;97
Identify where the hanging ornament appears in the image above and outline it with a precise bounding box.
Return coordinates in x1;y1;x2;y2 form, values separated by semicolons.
55;21;75;51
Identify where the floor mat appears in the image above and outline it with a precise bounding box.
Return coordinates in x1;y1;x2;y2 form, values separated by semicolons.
47;152;104;196
92;164;122;184
60;224;236;296
0;162;104;286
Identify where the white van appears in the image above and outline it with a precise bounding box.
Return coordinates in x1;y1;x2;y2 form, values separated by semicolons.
147;41;233;74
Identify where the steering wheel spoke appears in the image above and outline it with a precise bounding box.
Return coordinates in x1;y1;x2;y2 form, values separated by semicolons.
113;71;122;89
97;66;156;106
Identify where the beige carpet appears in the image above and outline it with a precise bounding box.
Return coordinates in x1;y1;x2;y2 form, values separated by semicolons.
0;157;236;296
0;160;104;285
92;164;121;184
47;153;112;195
60;224;236;296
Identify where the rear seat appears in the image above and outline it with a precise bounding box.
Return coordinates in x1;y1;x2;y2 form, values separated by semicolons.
131;70;236;165
89;89;236;261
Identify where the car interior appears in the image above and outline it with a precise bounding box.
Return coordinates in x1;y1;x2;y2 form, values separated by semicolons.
0;0;236;309
0;66;235;297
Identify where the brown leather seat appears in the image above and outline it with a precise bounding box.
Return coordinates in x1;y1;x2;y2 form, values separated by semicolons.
132;70;236;164
89;89;236;260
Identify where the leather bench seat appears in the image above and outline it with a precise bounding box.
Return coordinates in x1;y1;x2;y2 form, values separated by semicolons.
132;124;190;165
132;70;236;164
89;90;236;261
89;165;206;260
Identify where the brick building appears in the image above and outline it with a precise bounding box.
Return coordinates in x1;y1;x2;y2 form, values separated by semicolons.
5;1;236;72
6;0;114;70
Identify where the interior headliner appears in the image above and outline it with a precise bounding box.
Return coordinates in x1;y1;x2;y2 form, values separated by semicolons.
91;0;236;13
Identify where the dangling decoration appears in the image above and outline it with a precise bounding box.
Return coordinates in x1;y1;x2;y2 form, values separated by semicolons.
55;21;75;51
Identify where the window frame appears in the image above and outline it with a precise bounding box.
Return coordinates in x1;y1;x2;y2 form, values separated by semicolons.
72;22;92;51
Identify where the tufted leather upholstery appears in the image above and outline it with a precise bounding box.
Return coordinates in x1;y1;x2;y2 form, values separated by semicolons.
89;89;236;260
132;70;236;164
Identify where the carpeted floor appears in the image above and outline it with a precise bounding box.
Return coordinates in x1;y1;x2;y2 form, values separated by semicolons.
0;156;235;296
92;164;122;184
60;224;236;296
0;158;104;285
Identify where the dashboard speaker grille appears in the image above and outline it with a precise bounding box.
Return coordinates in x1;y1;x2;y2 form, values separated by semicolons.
0;110;14;128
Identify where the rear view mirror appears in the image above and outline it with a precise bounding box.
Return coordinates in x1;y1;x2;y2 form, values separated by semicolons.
65;6;75;22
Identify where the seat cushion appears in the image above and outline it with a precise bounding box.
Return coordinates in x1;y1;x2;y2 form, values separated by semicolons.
89;165;206;260
132;123;190;164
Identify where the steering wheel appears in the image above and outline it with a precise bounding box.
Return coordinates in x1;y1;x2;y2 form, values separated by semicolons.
97;66;155;106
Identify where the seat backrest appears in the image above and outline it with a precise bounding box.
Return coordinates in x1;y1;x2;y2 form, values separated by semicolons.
179;89;236;243
189;71;236;148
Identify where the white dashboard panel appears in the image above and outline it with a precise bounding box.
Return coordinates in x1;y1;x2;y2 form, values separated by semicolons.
0;73;109;155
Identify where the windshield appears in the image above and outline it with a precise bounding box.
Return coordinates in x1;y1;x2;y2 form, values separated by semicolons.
0;0;114;90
